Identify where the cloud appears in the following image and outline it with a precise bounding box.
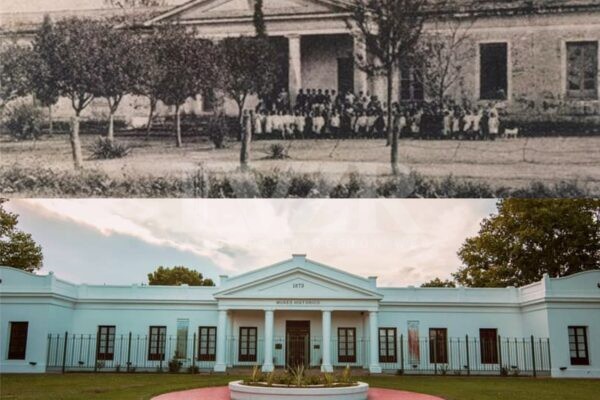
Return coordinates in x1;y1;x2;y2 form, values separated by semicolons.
15;199;495;286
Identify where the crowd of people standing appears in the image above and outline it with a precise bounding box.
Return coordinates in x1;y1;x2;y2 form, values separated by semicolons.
245;87;503;141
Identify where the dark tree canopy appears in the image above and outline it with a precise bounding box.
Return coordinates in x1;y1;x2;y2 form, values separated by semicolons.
454;199;600;288
29;16;60;109
148;266;215;286
217;37;280;114
421;278;456;288
0;200;44;272
0;45;33;108
152;25;217;146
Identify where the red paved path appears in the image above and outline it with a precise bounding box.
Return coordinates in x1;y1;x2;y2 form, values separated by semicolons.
152;386;444;400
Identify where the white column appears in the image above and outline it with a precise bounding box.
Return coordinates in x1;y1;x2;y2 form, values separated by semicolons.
226;311;233;368
369;311;382;373
262;309;275;372
353;35;368;95
321;310;333;372
288;34;302;105
214;309;227;372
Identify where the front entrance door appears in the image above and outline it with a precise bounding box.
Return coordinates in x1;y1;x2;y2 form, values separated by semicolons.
338;57;354;95
286;321;310;368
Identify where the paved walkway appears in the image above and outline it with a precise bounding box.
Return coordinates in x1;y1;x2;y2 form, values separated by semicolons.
152;386;444;400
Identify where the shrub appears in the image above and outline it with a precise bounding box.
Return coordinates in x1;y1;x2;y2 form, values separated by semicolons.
90;137;130;159
287;174;316;197
206;115;229;149
267;143;288;159
168;358;183;373
2;103;44;140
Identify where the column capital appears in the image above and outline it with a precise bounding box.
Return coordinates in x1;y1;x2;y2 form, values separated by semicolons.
286;33;301;40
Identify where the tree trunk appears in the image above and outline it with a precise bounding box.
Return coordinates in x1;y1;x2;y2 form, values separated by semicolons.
237;100;244;142
175;105;182;147
48;105;53;136
107;112;115;143
70;114;83;169
240;112;252;171
145;98;156;140
388;67;399;175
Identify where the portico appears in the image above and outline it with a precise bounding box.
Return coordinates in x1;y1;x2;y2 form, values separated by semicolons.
144;0;372;112
211;254;383;373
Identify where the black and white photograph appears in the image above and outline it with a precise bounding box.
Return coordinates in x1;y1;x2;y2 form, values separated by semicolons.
0;0;598;197
1;1;599;400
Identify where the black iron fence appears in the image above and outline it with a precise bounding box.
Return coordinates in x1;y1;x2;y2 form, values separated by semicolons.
46;333;215;373
47;333;551;376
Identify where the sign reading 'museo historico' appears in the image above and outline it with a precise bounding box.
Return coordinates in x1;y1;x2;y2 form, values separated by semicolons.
276;300;321;305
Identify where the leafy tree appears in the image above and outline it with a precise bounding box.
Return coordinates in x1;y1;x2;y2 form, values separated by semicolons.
347;0;436;175
0;199;44;272
29;15;60;136
95;26;140;142
154;25;216;147
148;265;215;286
33;18;108;168
253;0;267;37
217;37;280;168
421;278;456;288
455;199;600;288
133;29;167;138
0;45;33;110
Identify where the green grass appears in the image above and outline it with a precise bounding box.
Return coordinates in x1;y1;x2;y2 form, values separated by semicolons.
1;373;599;400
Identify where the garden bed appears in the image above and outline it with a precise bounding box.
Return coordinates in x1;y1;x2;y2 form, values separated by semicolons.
229;380;369;400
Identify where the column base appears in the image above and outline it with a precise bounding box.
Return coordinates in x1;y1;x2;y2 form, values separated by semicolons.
262;363;274;373
321;364;333;373
369;365;382;374
213;363;227;372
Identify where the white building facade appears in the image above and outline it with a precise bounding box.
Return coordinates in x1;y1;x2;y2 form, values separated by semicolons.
1;255;599;378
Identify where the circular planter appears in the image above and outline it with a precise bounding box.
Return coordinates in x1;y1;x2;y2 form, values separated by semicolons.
229;380;369;400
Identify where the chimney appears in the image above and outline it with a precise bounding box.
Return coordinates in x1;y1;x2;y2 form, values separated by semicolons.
292;254;307;263
219;275;228;285
368;276;377;288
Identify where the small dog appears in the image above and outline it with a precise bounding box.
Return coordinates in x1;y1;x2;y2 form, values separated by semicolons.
504;128;519;139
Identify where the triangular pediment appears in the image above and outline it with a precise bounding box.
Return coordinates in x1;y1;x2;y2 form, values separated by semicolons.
146;0;350;24
216;269;380;299
214;256;382;300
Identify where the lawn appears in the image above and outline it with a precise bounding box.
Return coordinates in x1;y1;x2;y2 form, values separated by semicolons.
1;373;599;400
1;133;599;195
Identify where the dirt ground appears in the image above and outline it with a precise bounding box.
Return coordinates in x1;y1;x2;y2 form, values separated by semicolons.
1;132;599;193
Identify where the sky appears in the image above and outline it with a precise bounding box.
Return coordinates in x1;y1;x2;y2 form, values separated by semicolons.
0;0;186;13
5;199;497;287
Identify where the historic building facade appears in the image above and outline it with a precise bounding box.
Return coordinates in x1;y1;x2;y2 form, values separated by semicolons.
0;0;599;123
1;255;599;378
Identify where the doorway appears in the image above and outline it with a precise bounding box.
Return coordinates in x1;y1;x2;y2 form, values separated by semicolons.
338;57;354;95
286;320;310;368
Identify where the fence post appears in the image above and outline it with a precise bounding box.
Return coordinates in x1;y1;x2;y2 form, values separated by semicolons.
126;332;132;372
46;334;51;369
546;338;552;372
192;332;197;374
530;335;536;377
400;334;404;374
433;336;437;375
497;335;503;376
62;331;68;373
465;334;470;376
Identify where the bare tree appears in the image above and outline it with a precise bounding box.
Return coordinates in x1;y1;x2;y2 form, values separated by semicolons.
347;0;435;176
415;13;476;105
